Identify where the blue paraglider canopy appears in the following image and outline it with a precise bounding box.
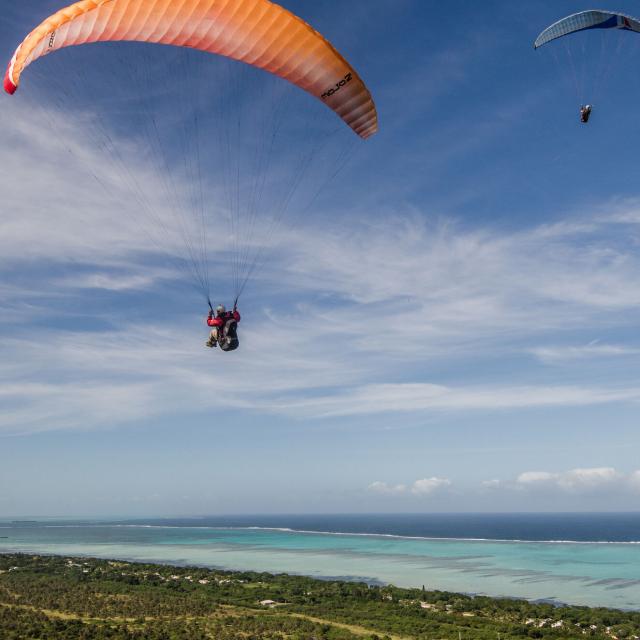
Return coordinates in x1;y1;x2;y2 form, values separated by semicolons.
535;10;640;49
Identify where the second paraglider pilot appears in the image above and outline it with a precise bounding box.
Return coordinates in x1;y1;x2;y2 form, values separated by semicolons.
580;104;592;123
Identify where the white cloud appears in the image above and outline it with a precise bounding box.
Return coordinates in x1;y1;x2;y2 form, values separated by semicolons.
283;202;640;331
515;467;630;494
272;383;640;419
531;342;640;364
52;271;168;292
411;477;451;495
0;97;232;275
4;302;640;433
629;470;640;491
368;481;407;496
557;467;621;490
0;319;370;434
517;471;559;485
367;477;451;497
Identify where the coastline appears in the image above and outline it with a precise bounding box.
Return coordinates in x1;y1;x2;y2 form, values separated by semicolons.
2;518;640;611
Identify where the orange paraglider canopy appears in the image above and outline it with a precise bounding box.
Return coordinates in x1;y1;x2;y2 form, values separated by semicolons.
4;0;377;139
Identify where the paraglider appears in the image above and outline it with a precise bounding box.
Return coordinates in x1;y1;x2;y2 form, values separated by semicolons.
4;0;378;354
534;11;640;50
3;0;377;138
534;11;640;122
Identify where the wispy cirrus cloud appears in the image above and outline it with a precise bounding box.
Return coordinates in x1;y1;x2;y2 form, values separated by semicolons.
272;382;640;419
5;317;640;432
530;342;640;364
5;89;640;436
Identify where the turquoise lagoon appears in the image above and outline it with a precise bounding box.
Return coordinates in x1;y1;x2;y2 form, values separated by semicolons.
1;521;639;610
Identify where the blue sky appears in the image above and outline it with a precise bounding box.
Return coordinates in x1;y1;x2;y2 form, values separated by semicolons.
2;0;640;517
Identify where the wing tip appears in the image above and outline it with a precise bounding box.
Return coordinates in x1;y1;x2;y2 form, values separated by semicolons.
3;66;17;95
533;34;545;49
360;124;378;139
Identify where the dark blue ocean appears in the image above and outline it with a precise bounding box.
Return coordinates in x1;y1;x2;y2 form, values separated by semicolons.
2;513;640;610
115;512;640;542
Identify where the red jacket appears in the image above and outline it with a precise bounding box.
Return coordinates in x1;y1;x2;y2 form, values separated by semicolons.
207;309;241;328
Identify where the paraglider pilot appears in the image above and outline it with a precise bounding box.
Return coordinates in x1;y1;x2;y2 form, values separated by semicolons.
206;303;241;349
580;104;592;123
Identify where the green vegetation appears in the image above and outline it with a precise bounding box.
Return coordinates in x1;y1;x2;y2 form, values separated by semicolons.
1;553;639;639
